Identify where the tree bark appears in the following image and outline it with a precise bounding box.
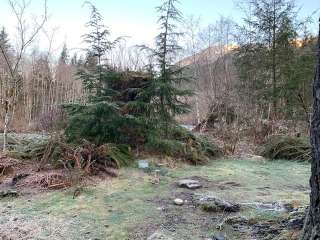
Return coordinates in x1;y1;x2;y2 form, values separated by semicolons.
3;101;9;152
300;18;320;240
272;0;277;118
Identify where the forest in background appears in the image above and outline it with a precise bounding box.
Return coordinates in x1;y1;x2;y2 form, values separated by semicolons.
0;0;317;135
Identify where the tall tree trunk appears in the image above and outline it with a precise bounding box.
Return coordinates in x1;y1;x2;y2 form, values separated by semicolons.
272;0;277;118
300;19;320;240
2;100;9;152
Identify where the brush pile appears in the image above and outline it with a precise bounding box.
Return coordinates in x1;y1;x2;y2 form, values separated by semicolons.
146;126;223;165
260;135;311;161
2;134;134;176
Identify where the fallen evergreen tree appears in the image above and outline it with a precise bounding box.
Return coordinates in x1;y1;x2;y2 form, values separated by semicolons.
63;72;222;165
61;1;222;166
5;134;134;176
259;135;311;161
145;125;222;164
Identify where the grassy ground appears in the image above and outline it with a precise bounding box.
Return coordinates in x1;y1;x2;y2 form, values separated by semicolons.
0;158;310;240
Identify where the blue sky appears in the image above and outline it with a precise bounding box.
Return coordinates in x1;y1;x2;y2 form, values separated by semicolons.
0;0;319;55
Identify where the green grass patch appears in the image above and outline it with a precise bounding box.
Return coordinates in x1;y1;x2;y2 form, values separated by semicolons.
0;159;310;239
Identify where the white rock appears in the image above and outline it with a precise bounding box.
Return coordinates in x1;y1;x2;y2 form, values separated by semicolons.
147;231;173;240
174;198;184;206
178;179;202;189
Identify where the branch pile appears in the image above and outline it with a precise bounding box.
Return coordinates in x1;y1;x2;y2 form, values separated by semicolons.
146;126;223;165
259;135;311;161
4;134;134;176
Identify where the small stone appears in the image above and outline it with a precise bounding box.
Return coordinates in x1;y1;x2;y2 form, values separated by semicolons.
287;218;304;229
245;154;266;162
178;179;202;189
157;206;165;211
0;190;18;199
174;198;184;206
147;231;173;240
212;235;225;240
198;195;240;212
282;203;295;212
225;216;248;225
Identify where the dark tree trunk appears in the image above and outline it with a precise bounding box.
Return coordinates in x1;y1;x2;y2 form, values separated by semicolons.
300;19;320;240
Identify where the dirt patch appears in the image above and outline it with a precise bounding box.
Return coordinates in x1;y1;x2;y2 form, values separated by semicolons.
132;192;247;239
144;189;306;240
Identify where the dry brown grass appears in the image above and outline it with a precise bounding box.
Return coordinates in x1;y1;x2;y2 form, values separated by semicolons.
0;155;20;176
16;170;72;190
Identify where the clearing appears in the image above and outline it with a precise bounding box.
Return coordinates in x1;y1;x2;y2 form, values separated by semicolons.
0;158;310;240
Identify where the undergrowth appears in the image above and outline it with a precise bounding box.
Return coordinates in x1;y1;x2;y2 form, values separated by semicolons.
146;125;222;164
259;135;311;161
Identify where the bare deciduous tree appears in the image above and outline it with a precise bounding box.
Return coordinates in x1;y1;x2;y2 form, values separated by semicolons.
0;0;47;152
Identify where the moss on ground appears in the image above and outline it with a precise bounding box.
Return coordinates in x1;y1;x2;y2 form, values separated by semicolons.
0;159;310;239
169;159;310;204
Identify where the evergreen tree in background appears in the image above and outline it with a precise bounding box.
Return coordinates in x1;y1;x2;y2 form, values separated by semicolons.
0;27;10;50
150;0;192;136
0;27;12;66
59;43;69;65
65;2;123;143
234;0;315;119
78;1;117;98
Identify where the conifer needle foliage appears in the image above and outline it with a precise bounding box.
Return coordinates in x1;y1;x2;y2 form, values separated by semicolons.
64;1;221;165
148;0;193;136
